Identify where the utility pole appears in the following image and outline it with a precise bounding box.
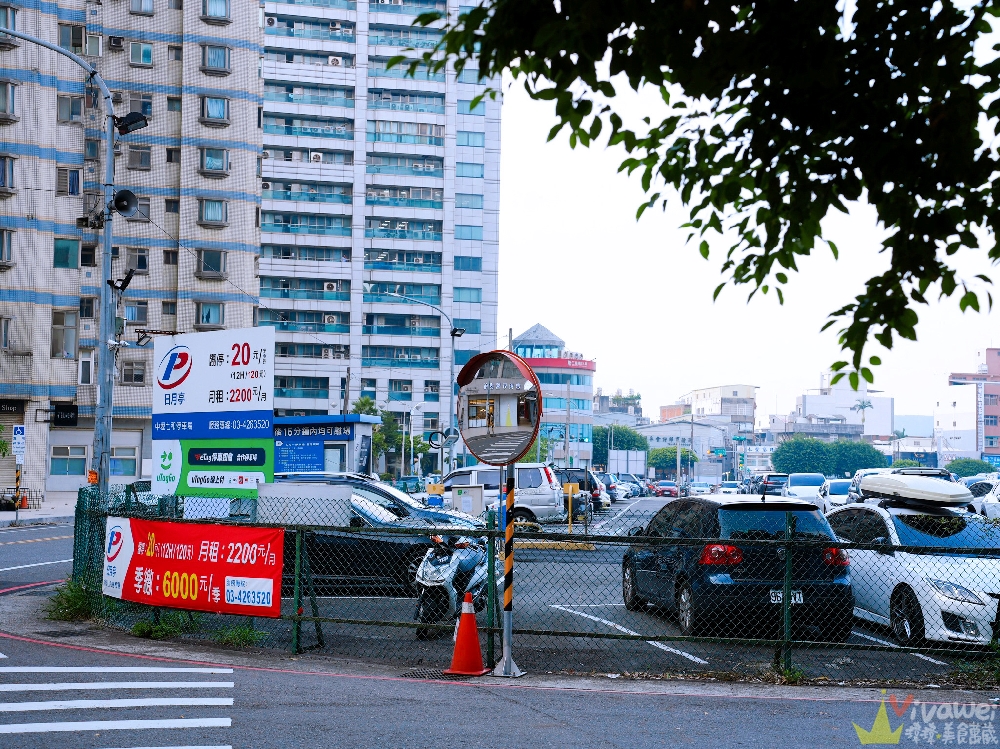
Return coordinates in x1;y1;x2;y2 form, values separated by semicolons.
689;412;695;482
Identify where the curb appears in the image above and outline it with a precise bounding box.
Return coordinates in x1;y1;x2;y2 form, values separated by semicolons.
0;515;75;529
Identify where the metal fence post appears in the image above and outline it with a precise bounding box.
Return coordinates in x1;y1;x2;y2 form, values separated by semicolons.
291;530;303;655
781;510;793;673
486;508;496;670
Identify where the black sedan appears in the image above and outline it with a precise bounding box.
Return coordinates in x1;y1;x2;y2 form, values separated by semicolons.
622;497;855;642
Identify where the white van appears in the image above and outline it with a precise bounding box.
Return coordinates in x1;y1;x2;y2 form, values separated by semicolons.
442;463;564;521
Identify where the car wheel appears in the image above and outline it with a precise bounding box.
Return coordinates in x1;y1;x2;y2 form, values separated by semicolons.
819;614;854;644
511;508;534;524
676;580;700;636
623;564;644;611
890;587;926;646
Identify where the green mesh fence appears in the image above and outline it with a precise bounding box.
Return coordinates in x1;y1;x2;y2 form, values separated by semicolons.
71;485;1000;684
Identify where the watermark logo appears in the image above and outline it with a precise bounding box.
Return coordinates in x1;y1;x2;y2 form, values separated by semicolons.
157;345;192;390
854;690;999;745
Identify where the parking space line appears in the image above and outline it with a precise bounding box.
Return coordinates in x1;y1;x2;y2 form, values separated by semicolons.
0;682;234;692
851;630;948;665
0;559;73;573
550;605;709;664
0;535;72;547
0;667;233;674
0;717;232;734
549;603;626;607
0;697;234;712
0;524;71;535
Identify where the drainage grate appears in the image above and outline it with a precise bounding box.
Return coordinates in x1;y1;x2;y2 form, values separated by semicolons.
400;668;473;681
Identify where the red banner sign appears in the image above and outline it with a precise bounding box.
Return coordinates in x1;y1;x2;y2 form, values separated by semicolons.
101;517;284;618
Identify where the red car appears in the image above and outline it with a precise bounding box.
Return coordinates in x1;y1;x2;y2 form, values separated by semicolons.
654;480;679;498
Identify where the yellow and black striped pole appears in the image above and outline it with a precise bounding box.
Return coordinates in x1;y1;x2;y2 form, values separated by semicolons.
13;463;21;524
493;469;524;677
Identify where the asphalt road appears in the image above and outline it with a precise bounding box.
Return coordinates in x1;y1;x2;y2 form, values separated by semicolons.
0;522;74;594
0;629;977;748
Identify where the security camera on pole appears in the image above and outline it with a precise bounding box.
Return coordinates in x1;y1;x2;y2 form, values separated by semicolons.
455;350;542;678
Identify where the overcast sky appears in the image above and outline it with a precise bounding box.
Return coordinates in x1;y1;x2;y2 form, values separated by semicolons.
495;78;1000;426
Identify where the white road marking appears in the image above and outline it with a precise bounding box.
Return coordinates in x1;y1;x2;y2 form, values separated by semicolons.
0;717;232;734
852;630;949;666
0;681;234;692
0;652;6;659
0;559;73;573
96;746;232;749
549;603;626;608
0;697;233;712
0;667;233;674
551;605;709;664
0;524;71;535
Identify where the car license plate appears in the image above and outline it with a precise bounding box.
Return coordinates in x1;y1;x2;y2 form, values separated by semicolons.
770;589;804;605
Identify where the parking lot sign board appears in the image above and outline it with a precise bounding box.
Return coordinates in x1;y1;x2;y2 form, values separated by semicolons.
152;327;275;497
11;425;24;464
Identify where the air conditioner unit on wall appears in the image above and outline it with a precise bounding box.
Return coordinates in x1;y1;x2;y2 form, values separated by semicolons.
400;383;411;392
328;55;342;66
265;16;276;25
111;91;123;103
261;181;271;190
108;36;124;51
324;314;339;324
322;347;333;358
324;282;338;291
310;152;323;163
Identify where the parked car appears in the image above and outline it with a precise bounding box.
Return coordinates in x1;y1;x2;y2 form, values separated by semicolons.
622;497;854;641
619;474;649;497
752;473;789;496
654;480;679;498
442;463;564;522
960;479;1000;518
826;476;1000;646
821;479;853;508
782;473;828;511
394;475;428;501
552;467;611;512
718;481;741;495
595;473;626;502
689;481;713;495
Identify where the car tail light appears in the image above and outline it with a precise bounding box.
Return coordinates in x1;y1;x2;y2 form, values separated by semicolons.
698;544;743;565
543;466;555;485
430;535;444;544
822;547;850;566
592;488;600;498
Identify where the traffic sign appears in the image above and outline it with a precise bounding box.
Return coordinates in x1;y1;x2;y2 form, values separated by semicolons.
11;425;24;464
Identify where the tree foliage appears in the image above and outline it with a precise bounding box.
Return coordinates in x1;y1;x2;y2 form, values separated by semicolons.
592;425;649;468
404;1;1000;384
890;459;922;468
648;446;698;476
350;396;378;416
771;437;887;476
945;458;996;477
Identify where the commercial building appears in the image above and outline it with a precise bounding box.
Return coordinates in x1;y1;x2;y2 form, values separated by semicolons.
948;348;1000;466
0;1;261;502
512;323;594;467
933;382;979;464
261;0;500;476
765;374;893;444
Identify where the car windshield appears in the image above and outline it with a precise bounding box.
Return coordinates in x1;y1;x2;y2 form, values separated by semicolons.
788;474;825;487
659;481;676;486
765;475;789;484
352;497;400;525
692;482;710;488
891;513;1000;552
828;481;851;495
719;508;834;541
722;482;739;488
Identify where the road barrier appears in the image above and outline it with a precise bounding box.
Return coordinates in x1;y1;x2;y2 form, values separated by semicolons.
70;485;1000;685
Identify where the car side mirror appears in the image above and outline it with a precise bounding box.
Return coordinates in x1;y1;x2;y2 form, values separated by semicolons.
349;516;364;528
872;537;893;555
627;526;644;537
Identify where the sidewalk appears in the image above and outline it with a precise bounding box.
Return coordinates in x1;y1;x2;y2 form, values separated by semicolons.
0;494;76;527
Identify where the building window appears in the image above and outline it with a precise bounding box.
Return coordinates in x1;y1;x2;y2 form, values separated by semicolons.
79;351;93;384
129;197;151;222
50;445;86;475
0;154;13;190
121;361;145;385
196;302;224;327
124;300;148;324
53;238;79;269
454;349;477;365
128;145;152;170
130;93;153;118
200;96;229;126
454;318;481;334
0;7;16;39
84;139;100;160
80;244;96;267
424;380;440;402
165;148;181;165
458;99;485;115
168;44;182;60
169;0;182;7
166;98;181;113
85;34;101;56
130;0;154;13
988;436;1000;448
56;167;80;196
165;198;180;213
454;255;482;271
200;147;229;175
110;446;137;475
51;310;78;358
987;416;999;427
987;394;1000;406
0;80;13;120
163;249;178;265
455;225;483;240
162;301;177;315
57;24;83;53
456;130;485;147
201;0;230;22
201;44;230;73
198;199;228;226
0;229;12;263
57;95;83;123
456;162;484;178
79;297;96;318
456;193;483;209
126;246;149;273
0;317;8;348
389;379;413;401
454;287;482;303
196;248;227;277
129;42;153;66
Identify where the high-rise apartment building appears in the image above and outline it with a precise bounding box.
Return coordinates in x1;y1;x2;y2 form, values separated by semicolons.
0;0;261;501
260;0;499;473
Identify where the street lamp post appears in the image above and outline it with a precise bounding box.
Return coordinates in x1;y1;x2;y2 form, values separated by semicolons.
0;26;147;497
386;293;464;474
408;403;423;477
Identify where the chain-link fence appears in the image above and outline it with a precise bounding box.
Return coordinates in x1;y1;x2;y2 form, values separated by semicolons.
71;485;1000;685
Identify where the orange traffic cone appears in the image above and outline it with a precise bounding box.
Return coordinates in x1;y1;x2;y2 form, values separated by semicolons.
443;592;489;676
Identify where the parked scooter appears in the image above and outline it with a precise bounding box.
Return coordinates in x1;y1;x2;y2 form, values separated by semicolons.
413;533;498;639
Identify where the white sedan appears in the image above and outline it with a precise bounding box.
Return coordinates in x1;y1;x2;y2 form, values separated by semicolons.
827;503;1000;645
782;473;828;512
967;479;1000;518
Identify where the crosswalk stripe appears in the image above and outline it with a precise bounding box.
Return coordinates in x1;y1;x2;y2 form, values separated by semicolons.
0;667;233;674
0;697;234;712
0;559;73;573
0;681;234;692
0;717;232;734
